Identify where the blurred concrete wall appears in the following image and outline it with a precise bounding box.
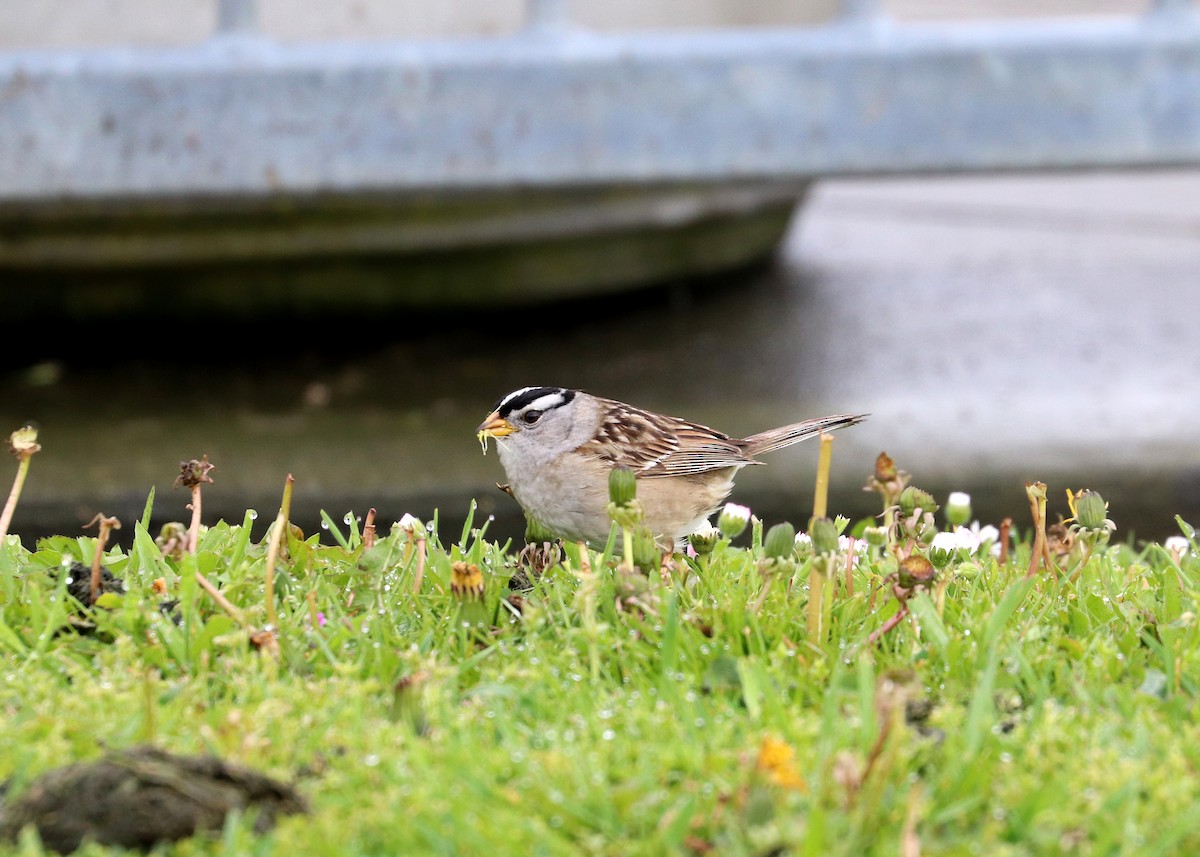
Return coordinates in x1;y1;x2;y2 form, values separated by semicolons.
0;0;1145;48
0;1;835;47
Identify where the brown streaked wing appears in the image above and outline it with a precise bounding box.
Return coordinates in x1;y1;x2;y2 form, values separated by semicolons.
576;400;755;477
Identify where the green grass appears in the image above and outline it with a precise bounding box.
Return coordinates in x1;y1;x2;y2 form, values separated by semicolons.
1;496;1198;856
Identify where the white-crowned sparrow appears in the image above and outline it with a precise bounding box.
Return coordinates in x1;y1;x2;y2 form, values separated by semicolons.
477;386;867;549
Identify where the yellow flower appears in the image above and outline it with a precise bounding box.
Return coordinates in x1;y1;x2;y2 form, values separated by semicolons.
450;561;485;601
756;736;807;791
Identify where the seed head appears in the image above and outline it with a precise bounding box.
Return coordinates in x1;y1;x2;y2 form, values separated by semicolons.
897;554;937;590
174;455;215;490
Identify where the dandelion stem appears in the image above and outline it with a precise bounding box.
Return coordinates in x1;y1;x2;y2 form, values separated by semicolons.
187;485;203;554
413;536;427;594
85;514;121;604
1;427;41;542
363;508;377;550
822;553;836;636
174;455;214;555
812;433;834;521
807;562;825;641
844;537;856;597
1025;483;1052;579
869;601;909;645
263;474;295;630
0;456;31;543
195;570;246;625
89;529;106;603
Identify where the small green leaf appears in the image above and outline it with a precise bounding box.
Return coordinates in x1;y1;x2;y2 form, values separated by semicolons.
93;592;123;610
909;591;950;650
737;658;765;721
0;615;28;655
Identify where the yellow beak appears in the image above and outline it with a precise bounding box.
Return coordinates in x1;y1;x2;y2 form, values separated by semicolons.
476;412;516;452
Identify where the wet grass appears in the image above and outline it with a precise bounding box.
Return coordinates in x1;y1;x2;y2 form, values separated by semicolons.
1;492;1199;856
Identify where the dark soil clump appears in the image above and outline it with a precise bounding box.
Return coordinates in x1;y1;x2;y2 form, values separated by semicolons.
0;745;307;853
60;561;125;606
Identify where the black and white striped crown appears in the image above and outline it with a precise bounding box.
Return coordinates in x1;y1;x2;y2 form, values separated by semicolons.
494;386;577;419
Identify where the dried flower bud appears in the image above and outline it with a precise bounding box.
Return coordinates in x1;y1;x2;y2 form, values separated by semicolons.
874;452;897;483
718;503;752;539
807;517;839;556
249;627;279;657
945;491;972;528
1047;522;1075;559
450;561;485;601
8;425;41;460
763;523;797;560
897;554;937;589
608;465;638;507
174;455;215;490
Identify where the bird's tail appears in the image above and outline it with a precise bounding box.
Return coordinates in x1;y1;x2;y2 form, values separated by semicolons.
741;413;868;457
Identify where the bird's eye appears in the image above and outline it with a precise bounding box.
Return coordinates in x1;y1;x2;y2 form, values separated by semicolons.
522;410;542;425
